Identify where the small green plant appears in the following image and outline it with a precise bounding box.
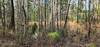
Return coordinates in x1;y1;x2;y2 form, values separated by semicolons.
88;43;96;47
48;31;61;42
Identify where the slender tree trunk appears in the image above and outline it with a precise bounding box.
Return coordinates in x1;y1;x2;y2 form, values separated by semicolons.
2;0;6;31
61;0;71;37
63;0;71;28
10;0;15;31
87;0;91;38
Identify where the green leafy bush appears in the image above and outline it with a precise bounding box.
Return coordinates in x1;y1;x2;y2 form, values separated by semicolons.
48;31;61;42
88;43;96;47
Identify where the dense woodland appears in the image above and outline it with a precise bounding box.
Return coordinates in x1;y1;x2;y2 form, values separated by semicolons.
0;0;100;47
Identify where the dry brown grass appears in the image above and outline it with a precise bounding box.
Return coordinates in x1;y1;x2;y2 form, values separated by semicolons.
27;21;86;31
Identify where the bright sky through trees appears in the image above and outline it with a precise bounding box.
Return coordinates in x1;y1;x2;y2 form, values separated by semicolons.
71;0;99;10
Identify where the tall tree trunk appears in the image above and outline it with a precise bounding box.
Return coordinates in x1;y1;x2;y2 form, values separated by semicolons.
63;0;71;28
87;0;91;38
62;0;71;37
10;0;15;30
2;0;6;31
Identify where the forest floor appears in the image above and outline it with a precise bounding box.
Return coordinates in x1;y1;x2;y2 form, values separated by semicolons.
0;21;100;47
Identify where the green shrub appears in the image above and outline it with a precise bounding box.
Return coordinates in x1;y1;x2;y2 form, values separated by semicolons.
88;43;96;47
48;31;61;42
